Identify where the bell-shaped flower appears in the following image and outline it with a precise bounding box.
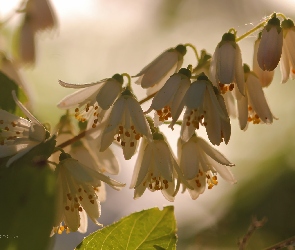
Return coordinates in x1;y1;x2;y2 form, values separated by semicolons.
280;18;295;83
257;14;283;71
145;68;191;128
25;0;57;33
130;134;191;202
57;74;124;129
134;44;186;94
178;135;236;200
52;152;125;235
181;73;231;146
237;64;274;130
16;0;57;65
253;35;274;87
99;88;152;160
210;32;245;96
0;91;47;167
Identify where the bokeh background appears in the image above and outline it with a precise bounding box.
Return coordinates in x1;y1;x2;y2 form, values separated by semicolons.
1;0;295;249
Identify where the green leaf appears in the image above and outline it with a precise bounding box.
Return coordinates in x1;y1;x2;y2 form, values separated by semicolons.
0;71;19;113
76;206;177;250
0;161;56;250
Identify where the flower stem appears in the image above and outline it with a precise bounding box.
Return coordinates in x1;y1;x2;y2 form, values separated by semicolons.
184;43;200;62
228;28;237;35
121;73;132;88
56;131;86;149
139;92;157;105
236;21;267;42
276;12;287;20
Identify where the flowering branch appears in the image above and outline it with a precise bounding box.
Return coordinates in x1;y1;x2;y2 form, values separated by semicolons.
184;43;200;61
238;216;268;250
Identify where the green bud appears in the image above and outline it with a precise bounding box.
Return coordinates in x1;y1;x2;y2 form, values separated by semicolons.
175;44;187;56
282;19;295;29
178;68;191;78
153;132;165;140
59;152;71;162
221;32;236;42
112;74;124;84
243;64;251;74
196;72;209;81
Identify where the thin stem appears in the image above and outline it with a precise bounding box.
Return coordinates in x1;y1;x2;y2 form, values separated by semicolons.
238;217;267;250
121;73;132;88
276;12;287;20
56;131;86;149
228;28;237;35
0;0;27;27
264;235;295;250
236;21;267;42
184;43;200;62
139;92;157;105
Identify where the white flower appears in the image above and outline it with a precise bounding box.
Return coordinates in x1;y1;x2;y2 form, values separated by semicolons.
0;91;47;167
134;44;186;94
210;32;245;96
52;152;125;235
253;35;274;87
237;64;274;130
57;74;123;129
178;135;236;200
145;68;191;128
280;18;295;83
181;74;231;146
25;0;57;33
99;88;152;160
257;14;283;71
130;134;190;202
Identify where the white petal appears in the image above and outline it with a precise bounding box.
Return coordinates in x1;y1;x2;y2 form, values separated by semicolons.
257;27;283;71
209;160;236;184
127;97;151;139
57;84;101;109
180;139;199;180
197;137;233;166
64;207;80;232
185;80;206;109
154;140;173;182
247;73;273;123
237;93;248;130
150;74;182;110
12;91;41;125
6;144;37;167
217;42;235;84
136;51;178;88
134;141;153;188
96;79;122;110
234;45;245;96
77;209;88;234
280;41;291;83
58;79;106;88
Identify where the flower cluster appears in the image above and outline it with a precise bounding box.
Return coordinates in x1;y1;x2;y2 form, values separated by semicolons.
1;10;293;237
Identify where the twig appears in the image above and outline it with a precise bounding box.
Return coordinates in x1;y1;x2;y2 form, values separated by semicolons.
238;216;268;250
264;235;295;250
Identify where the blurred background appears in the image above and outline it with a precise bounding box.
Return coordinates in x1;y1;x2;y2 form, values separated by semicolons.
1;0;295;249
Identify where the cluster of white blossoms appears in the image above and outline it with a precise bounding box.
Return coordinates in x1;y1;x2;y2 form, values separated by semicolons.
1;12;294;235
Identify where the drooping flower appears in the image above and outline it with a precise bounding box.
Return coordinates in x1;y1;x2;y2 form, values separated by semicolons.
25;0;57;33
253;34;274;87
178;134;236;200
210;32;245;96
257;14;283;71
0;91;47;167
99;88;152;160
16;0;57;65
181;73;231;146
57;74;124;129
236;64;274;130
145;68;191;128
134;44;186;94
130;134;190;202
52;152;125;235
280;18;295;83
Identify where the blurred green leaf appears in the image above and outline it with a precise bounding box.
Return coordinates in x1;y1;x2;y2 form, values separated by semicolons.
76;206;177;250
0;160;56;250
0;71;19;113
